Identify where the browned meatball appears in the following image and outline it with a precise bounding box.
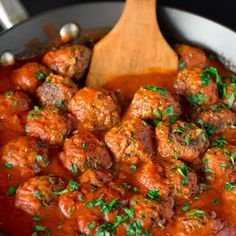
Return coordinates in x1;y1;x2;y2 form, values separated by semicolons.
68;87;121;132
136;161;170;199
2;136;49;177
43;44;91;79
194;106;236;136
156;121;208;162
130;194;174;231
222;77;236;112
161;158;198;199
36;73;77;108
175;67;219;106
11;62;49;93
174;44;208;68
79;169;113;187
201;145;236;185
25;107;71;146
60;131;112;173
172;209;224;235
0;90;31;116
126;86;181;122
15;175;65;215
105;118;155;164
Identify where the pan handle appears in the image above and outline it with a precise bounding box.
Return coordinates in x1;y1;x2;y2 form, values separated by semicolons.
0;0;29;30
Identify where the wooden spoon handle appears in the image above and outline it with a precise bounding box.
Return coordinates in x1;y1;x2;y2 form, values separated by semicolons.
116;0;158;31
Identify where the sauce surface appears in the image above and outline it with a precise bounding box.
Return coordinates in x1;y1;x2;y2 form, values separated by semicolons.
0;40;236;236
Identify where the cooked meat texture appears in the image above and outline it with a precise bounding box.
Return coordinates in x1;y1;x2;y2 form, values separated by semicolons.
156;121;208;162
43;44;91;79
0;90;31;117
175;67;219;106
105;118;155;164
194;106;236;136
173;209;224;235
126;86;181;121
11;62;49;93
79;169;113;187
161;158;198;199
2;136;49;177
60;131;112;173
135;161;170;199
68;87;121;132
15;175;65;215
25;107;71;146
58;182;125;220
201;145;236;185
130;194;174;231
36;73;77;108
174;44;208;68
222;77;236;112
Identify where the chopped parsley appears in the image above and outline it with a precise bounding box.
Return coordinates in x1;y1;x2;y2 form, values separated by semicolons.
4;162;13;168
225;182;236;191
223;150;235;165
130;165;136;171
211;198;220;205
71;163;78;174
164;106;174;115
199;71;210;86
212;136;227;149
179;61;186;70
227;93;235;108
147;188;160;201
35;155;43;162
177;163;189;185
82;143;87;149
35;72;46;80
188;92;208;105
187;209;205;218
7;186;17;196
143;86;167;96
87;222;95;229
33;215;40;221
153;108;163;119
182;203;191;212
53;180;79;195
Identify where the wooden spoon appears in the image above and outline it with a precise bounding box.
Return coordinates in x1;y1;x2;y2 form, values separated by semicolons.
86;0;178;88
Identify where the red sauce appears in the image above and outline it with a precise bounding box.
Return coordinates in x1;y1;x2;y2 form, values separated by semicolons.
0;48;235;236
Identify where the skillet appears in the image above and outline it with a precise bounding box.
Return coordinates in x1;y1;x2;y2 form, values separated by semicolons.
0;1;236;71
0;1;236;235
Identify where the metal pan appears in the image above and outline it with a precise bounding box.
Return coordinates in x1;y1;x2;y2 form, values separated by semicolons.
0;1;235;70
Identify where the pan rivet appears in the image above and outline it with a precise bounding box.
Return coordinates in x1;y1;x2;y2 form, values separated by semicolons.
1;51;15;66
60;23;80;43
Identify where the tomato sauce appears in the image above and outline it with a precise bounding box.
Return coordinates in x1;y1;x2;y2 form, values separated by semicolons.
0;38;236;236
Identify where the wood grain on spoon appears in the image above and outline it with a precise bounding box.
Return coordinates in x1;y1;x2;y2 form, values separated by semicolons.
86;0;178;88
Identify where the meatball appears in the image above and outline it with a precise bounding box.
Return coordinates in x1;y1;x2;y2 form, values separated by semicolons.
126;86;181;122
222;77;236;112
43;44;91;79
15;175;65;215
135;161;170;199
161;158;198;199
201;145;236;185
130;194;174;231
2;136;49;177
175;67;219;106
173;209;224;235
105;118;155;164
174;44;208;68
0;90;31;116
79;170;113;187
194;106;236;136
60;131;112;173
68;87;121;132
11;62;49;93
156;121;208;162
36;73;77;108
25;107;71;146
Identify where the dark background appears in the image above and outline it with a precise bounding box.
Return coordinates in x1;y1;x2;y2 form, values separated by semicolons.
21;0;236;31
